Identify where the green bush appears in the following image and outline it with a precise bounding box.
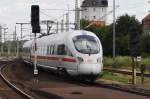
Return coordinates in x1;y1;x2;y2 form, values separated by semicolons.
104;56;131;68
114;56;131;68
101;71;130;84
103;57;113;66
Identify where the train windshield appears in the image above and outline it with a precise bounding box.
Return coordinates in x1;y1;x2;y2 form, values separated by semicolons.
73;35;100;54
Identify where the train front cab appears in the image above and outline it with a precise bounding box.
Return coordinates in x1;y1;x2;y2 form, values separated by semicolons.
72;34;103;80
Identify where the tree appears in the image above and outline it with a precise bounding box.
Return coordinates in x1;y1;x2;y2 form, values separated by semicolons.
116;14;133;36
80;14;143;56
115;14;142;56
128;17;142;57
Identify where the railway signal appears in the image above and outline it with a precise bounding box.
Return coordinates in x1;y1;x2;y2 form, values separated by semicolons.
31;5;41;75
129;21;141;85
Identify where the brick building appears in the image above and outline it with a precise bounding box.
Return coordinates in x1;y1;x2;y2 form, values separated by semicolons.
142;14;150;36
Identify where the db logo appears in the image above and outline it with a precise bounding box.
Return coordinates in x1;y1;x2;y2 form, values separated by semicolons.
87;59;93;63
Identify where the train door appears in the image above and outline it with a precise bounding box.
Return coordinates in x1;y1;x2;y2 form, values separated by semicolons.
64;47;77;74
57;44;65;68
58;44;77;74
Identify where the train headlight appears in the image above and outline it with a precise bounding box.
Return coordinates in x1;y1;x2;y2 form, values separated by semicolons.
77;57;84;63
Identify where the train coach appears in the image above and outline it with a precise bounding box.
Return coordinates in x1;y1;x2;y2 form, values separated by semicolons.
22;30;103;81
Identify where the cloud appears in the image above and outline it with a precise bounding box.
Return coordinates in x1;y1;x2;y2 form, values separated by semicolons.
0;0;149;33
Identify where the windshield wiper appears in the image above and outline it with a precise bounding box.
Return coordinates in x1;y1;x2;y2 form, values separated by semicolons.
86;42;92;56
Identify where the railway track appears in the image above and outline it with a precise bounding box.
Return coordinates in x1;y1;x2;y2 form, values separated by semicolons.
24;60;150;98
0;60;33;99
0;59;149;99
62;77;150;97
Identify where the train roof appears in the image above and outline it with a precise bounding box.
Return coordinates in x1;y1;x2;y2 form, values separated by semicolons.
23;30;98;48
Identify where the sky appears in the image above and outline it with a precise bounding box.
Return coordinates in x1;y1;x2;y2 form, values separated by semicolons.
0;0;150;39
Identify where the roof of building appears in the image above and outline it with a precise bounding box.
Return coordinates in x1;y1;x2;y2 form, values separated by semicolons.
143;14;150;30
81;0;108;7
143;14;150;21
142;14;150;24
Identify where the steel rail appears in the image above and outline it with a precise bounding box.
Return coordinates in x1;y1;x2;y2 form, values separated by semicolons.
0;61;34;99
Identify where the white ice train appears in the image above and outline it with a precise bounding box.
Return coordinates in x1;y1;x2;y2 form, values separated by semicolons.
23;30;103;81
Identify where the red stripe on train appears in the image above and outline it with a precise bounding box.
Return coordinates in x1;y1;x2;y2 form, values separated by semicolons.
31;55;76;62
47;57;59;60
62;58;76;62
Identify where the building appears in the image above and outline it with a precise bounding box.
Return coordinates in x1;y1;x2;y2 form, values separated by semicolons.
143;14;150;36
81;0;108;27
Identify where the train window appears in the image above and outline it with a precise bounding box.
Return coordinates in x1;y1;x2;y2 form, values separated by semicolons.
73;35;100;54
50;45;53;54
54;45;57;55
47;45;55;55
47;46;50;55
49;46;51;54
52;45;55;55
57;44;66;55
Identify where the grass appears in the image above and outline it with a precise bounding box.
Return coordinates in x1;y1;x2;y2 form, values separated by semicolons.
100;71;150;84
104;56;150;72
100;71;130;84
142;57;150;71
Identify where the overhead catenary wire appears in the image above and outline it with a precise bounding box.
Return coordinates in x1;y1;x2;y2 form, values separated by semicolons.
40;9;75;32
40;11;57;21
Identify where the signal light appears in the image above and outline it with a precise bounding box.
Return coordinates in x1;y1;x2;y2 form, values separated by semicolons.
31;5;40;33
